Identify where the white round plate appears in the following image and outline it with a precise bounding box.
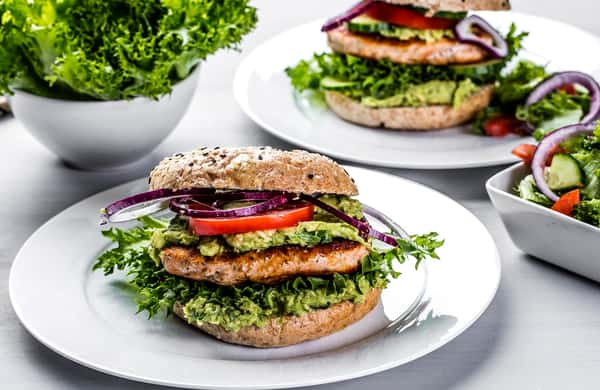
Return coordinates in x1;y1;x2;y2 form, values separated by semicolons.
234;12;600;169
10;167;500;389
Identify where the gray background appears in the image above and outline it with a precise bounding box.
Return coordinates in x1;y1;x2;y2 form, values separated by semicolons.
2;0;600;388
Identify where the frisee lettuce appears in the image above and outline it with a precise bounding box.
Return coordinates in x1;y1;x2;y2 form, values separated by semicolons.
0;0;257;100
94;217;443;329
573;199;600;227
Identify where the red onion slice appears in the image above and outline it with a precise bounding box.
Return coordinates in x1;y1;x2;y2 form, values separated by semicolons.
101;188;215;224
524;71;600;132
454;15;508;59
170;194;294;218
321;0;375;32
299;194;404;247
362;204;410;240
531;123;596;202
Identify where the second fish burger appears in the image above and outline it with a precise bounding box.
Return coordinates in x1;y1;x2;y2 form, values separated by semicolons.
287;0;524;130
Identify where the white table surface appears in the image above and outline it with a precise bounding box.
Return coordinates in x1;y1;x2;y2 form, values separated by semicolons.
2;1;600;389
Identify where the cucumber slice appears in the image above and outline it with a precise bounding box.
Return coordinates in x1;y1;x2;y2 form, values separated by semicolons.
545;153;585;191
320;77;358;91
347;16;390;34
434;10;468;20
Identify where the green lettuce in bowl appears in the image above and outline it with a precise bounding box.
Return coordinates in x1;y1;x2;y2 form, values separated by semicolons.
0;0;257;169
0;0;257;100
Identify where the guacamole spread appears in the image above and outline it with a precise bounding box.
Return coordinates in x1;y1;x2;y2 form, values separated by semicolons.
378;27;453;43
183;273;385;332
361;79;480;109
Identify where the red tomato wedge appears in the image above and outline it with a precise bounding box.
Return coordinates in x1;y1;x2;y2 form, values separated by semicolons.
551;189;581;216
189;203;315;236
559;83;577;95
484;115;523;137
512;144;537;166
364;3;458;30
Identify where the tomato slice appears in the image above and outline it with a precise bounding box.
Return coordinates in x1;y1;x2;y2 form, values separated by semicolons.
484;115;523;137
364;3;458;30
512;144;537;166
551;189;581;216
189;203;315;236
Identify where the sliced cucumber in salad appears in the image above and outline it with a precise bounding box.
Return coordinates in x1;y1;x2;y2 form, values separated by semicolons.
545;153;585;191
347;16;390;34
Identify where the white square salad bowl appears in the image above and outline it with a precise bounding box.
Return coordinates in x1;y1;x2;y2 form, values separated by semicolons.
487;163;600;283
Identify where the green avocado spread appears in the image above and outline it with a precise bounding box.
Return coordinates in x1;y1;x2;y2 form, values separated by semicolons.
183;272;385;332
377;26;453;43
150;195;366;258
361;79;480;109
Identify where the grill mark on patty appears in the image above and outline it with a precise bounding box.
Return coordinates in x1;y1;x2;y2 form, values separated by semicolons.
160;240;369;286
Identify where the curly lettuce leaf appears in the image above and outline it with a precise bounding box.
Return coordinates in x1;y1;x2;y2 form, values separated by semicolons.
94;217;443;328
516;90;590;140
0;0;257;100
515;175;553;207
472;60;548;134
494;60;547;105
573;199;600;227
571;150;600;200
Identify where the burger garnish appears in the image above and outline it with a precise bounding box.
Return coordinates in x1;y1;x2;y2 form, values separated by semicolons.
94;147;443;347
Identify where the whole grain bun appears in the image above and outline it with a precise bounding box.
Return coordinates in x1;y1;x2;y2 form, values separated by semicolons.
173;288;380;348
383;0;510;12
324;85;494;130
149;146;358;196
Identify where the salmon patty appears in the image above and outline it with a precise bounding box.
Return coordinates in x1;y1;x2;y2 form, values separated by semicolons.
327;27;490;65
161;240;369;286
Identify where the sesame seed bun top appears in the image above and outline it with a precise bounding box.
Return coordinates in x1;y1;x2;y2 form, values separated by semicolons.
149;146;359;196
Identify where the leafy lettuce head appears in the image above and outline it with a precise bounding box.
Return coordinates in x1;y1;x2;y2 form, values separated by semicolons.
0;0;257;100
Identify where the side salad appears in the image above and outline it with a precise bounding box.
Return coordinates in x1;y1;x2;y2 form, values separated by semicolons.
512;122;600;227
474;62;598;138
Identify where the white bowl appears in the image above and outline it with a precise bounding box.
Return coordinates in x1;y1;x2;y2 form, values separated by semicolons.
8;67;200;170
487;163;600;283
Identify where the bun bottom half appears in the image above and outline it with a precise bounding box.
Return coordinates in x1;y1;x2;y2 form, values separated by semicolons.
173;287;381;348
324;85;494;130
